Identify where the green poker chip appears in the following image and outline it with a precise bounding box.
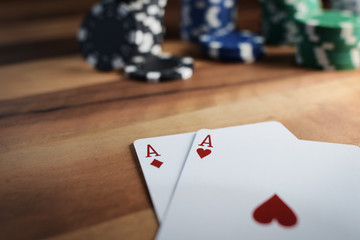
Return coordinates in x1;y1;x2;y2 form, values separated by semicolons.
259;0;322;45
295;10;360;31
294;10;360;71
295;10;360;47
297;35;360;50
281;0;322;15
295;38;360;70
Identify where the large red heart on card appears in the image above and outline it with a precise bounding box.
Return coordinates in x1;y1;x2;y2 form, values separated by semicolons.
197;148;211;159
253;194;297;227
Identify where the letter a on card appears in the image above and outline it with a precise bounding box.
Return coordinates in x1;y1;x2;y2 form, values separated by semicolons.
146;144;161;158
198;135;213;148
197;134;213;158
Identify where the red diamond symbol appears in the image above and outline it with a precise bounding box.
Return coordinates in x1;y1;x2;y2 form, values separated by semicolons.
151;159;163;168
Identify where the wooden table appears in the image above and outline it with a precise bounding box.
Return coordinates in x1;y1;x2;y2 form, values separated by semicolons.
1;1;359;240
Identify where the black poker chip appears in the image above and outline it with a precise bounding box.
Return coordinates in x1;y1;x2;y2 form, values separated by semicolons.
77;1;144;71
126;0;167;55
124;54;194;82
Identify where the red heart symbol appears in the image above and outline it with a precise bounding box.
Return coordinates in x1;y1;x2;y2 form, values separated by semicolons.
197;148;211;159
253;194;297;227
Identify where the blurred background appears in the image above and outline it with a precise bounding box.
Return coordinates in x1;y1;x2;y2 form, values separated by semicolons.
0;0;330;66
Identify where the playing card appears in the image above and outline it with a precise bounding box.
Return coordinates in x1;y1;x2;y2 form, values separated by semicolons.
134;132;195;221
134;121;297;222
156;128;360;239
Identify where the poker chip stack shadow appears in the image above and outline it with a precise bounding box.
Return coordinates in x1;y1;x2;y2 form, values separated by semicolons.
258;0;322;45
294;10;360;71
330;0;360;16
180;0;266;63
77;0;194;82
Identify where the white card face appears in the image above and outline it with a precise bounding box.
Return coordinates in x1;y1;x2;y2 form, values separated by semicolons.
156;129;360;239
134;121;297;222
134;132;195;221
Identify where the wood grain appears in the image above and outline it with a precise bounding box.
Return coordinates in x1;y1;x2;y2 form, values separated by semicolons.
0;0;358;239
1;40;360;240
48;209;158;240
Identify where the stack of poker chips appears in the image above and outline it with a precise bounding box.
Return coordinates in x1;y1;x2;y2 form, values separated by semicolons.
180;0;237;43
77;0;194;82
258;0;322;45
294;10;360;71
330;0;360;16
180;0;265;62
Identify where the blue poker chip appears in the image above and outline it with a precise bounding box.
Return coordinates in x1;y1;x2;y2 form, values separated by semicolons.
201;45;266;62
180;0;237;42
200;30;265;50
199;30;266;62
